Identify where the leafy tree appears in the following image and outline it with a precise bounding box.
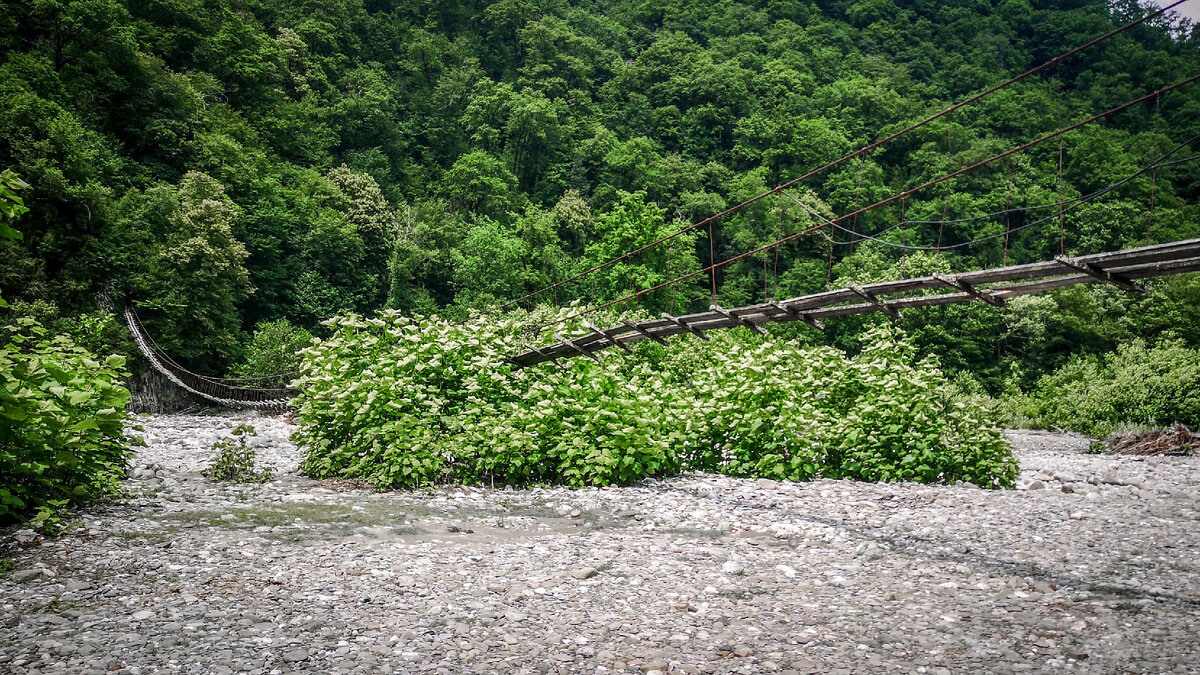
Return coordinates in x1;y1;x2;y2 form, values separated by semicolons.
231;319;314;379
441;150;521;221
140;172;251;368
0;0;1196;404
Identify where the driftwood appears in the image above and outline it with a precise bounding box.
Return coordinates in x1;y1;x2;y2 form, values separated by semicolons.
1107;425;1198;456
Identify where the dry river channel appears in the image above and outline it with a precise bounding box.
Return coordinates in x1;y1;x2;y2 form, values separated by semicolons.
1;414;1198;674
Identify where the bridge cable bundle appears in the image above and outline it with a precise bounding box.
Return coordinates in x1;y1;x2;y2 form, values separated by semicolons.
519;72;1200;344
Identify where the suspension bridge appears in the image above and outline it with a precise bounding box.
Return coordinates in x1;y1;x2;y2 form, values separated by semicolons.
122;0;1200;405
124;306;296;410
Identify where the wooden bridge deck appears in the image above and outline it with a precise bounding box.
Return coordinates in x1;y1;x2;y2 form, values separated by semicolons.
510;239;1200;369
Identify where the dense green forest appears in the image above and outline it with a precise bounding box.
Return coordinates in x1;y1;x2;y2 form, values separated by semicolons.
1;0;1199;391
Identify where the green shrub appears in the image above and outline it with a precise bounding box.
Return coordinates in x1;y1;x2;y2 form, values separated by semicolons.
294;310;681;488
0;168;28;243
203;424;274;482
1012;339;1200;437
231;319;314;379
293;312;525;487
0;316;136;529
476;359;681;487
294;311;1018;490
674;336;837;481
675;325;1017;488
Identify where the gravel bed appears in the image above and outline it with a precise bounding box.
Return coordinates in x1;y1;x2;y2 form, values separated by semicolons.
1;415;1198;674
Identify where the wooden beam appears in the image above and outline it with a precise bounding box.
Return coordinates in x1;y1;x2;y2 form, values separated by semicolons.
767;300;825;330
525;343;568;369
556;333;601;363
710;305;764;334
621;319;669;345
846;283;902;318
585;322;632;353
1054;256;1146;292
662;313;711;340
1110;255;1200;279
932;273;1006;307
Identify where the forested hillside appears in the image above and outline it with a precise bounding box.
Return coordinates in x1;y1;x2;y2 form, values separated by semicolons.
1;0;1198;389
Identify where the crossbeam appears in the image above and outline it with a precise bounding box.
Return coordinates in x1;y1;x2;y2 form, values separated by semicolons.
847;283;902;318
585;322;632;353
556;332;601;363
932;273;1006;307
524;342;568;370
1055;255;1146;292
767;301;825;330
662;313;711;340
710;305;764;335
621;318;669;345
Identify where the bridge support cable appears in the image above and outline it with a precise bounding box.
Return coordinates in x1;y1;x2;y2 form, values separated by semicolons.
459;1;1188;326
526;72;1200;338
508;239;1200;368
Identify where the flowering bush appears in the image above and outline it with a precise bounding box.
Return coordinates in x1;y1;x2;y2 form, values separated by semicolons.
293;312;1017;489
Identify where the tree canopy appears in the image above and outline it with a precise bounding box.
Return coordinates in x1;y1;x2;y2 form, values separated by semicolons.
1;0;1198;390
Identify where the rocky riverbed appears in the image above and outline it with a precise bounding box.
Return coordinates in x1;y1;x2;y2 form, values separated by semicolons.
2;414;1198;674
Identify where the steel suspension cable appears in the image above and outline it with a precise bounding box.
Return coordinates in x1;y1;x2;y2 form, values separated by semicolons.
1057;77;1067;256
1004;159;1014;266
937;114;953;268
526;74;1200;335
773;192;783;300
806;139;1200;253
790;130;1200;249
1146;93;1162;243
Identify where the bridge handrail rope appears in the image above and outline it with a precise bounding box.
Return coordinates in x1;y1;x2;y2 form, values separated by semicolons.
129;306;298;388
525;73;1200;336
790;136;1200;250
460;0;1189;325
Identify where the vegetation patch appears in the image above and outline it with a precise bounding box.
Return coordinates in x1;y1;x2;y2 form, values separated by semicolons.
1005;340;1200;437
0;317;137;530
293;312;1018;490
203;424;275;483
